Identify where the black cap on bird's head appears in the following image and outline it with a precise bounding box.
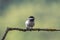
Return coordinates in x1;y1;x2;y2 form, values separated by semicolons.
29;16;35;21
29;16;34;19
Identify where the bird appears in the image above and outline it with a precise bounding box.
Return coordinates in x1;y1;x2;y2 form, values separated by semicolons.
25;16;35;29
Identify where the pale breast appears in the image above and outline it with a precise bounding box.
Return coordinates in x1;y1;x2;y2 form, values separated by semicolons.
25;20;34;27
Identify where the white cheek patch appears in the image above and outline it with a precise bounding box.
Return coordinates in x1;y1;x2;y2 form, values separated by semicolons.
29;18;34;20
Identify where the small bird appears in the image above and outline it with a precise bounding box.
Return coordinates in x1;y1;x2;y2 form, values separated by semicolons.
25;16;35;29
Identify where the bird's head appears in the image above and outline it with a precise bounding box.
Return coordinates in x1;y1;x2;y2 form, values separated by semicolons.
28;16;35;21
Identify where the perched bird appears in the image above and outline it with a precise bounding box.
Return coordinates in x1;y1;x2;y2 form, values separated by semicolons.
25;16;35;29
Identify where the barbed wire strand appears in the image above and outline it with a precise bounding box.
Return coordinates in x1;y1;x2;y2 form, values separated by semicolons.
2;27;60;40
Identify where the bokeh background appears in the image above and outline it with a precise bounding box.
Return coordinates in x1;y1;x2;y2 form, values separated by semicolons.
0;0;60;40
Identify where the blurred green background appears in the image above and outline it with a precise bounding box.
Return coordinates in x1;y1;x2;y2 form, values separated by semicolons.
0;0;60;40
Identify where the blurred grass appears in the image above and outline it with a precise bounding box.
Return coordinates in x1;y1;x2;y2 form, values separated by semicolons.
0;0;60;40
